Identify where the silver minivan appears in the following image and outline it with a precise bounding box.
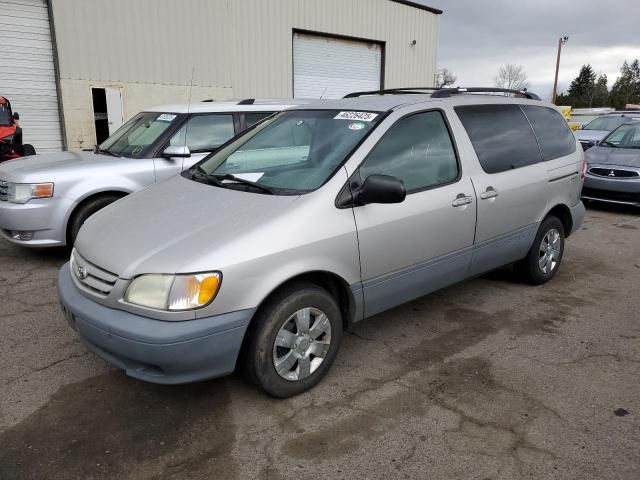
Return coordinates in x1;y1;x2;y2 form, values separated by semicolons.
58;88;586;397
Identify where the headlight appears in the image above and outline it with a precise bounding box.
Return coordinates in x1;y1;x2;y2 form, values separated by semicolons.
7;182;54;204
124;272;222;311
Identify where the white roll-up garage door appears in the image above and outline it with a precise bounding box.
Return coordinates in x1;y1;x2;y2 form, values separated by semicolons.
293;32;382;99
0;0;63;152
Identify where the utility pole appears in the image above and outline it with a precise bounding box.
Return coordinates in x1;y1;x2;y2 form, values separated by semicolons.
552;36;569;104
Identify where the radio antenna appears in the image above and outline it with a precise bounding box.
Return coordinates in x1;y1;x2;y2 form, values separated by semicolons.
184;67;195;152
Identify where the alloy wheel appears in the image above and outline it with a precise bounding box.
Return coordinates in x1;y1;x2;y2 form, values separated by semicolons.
272;307;332;381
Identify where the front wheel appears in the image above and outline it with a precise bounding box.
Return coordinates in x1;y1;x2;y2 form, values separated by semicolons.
516;215;565;285
243;283;342;398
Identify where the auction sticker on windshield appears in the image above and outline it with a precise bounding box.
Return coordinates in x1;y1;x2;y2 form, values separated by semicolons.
157;113;177;122
334;111;378;122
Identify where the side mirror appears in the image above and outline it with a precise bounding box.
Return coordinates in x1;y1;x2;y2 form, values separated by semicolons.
356;174;406;205
162;145;191;158
12;112;19;121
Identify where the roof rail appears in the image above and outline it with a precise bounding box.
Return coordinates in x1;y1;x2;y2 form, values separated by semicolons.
201;99;214;102
343;87;439;98
431;88;541;100
237;98;255;105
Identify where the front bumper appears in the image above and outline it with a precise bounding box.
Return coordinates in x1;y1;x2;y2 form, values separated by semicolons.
58;263;256;384
582;168;640;206
0;197;72;247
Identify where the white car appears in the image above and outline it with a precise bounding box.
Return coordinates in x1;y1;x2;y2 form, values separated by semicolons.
0;99;305;247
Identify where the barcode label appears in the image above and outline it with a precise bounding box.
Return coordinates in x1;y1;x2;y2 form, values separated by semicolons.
334;111;378;122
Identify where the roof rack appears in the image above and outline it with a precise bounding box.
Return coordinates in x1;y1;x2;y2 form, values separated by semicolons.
237;98;255;105
343;87;439;98
431;87;541;100
343;87;541;101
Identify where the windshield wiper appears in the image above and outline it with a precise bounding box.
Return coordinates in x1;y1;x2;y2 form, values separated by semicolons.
213;174;274;195
599;141;618;148
94;145;119;157
192;165;224;186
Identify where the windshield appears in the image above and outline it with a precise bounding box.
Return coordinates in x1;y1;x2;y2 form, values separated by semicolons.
583;116;635;131
98;112;180;157
601;123;640;149
0;106;11;126
195;109;382;194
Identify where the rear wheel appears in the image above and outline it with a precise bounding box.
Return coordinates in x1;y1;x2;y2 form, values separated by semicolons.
243;283;342;398
516;215;565;285
68;195;122;246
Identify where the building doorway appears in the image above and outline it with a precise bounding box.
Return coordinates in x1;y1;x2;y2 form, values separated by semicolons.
91;87;123;144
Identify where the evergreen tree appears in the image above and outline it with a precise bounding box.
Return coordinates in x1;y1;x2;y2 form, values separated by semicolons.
610;60;640;109
592;74;609;107
565;65;597;107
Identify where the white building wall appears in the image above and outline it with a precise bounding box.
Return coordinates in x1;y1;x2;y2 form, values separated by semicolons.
49;0;439;149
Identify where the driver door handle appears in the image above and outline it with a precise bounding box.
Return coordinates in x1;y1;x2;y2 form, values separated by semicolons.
452;193;473;207
480;187;499;200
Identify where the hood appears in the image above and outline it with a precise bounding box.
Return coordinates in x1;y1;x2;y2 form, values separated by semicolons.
0;150;118;181
585;146;640;167
575;130;609;142
75;174;300;278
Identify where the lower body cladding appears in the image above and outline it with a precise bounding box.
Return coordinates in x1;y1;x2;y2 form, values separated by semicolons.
58;263;255;384
583;167;640;206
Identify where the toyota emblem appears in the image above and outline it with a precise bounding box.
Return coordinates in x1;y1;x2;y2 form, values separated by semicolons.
76;265;88;280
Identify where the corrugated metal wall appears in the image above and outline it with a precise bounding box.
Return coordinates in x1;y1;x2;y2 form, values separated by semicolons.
50;0;439;96
0;0;63;152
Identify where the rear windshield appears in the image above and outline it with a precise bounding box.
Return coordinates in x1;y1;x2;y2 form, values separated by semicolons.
194;109;382;194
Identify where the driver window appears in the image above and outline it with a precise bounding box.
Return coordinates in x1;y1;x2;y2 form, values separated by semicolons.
359;111;459;192
170;114;234;152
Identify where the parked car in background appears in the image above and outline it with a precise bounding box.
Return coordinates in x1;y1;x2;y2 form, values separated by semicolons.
58;87;585;397
582;121;640;206
575;112;640;151
0;99;304;247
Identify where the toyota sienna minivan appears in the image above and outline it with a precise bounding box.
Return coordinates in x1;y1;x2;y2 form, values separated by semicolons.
58;87;586;397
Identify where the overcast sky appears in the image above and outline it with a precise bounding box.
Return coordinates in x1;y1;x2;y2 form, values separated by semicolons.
426;0;640;100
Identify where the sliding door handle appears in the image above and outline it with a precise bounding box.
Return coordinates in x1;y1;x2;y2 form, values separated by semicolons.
452;193;473;207
480;187;499;200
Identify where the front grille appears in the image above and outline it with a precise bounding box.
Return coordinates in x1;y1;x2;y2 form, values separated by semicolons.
582;187;640;204
589;167;639;179
0;180;8;201
71;250;118;297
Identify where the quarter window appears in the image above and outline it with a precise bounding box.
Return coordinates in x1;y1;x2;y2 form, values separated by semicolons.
521;105;576;160
170;114;234;152
359;111;459;192
244;112;274;128
455;104;542;174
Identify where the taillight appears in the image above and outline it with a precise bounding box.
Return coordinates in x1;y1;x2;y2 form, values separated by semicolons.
581;157;587;179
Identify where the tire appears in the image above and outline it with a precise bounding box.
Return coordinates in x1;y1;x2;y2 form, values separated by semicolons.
516;215;565;285
242;282;343;398
68;195;122;246
13;128;23;146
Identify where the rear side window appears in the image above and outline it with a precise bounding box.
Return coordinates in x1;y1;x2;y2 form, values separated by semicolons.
455;104;542;174
521;106;576;160
359;110;459;192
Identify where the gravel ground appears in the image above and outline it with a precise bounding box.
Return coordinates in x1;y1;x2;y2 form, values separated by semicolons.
0;204;638;480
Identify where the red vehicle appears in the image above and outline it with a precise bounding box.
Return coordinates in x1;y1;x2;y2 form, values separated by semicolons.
0;96;36;162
